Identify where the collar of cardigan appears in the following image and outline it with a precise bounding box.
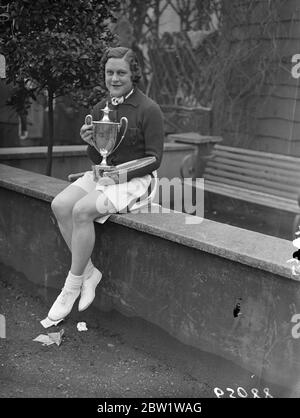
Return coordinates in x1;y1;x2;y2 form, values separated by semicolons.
110;88;134;106
108;87;141;108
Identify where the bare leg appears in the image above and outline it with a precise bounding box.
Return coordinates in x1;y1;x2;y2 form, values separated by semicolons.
48;188;117;319
48;186;113;320
51;184;87;250
70;190;117;275
51;184;94;274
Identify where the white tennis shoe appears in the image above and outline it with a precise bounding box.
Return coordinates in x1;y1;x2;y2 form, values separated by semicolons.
78;268;102;312
48;271;83;321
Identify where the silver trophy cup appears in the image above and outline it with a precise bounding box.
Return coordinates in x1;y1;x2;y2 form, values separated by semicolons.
85;102;128;181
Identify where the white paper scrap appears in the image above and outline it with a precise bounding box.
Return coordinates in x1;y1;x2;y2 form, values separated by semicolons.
33;334;55;346
77;322;88;332
33;329;64;346
48;329;64;346
40;317;63;328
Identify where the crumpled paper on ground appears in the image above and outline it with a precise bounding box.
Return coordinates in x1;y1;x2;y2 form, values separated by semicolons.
77;322;88;332
33;329;64;346
40;317;63;329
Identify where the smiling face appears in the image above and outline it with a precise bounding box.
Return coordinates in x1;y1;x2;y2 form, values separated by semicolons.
105;57;133;98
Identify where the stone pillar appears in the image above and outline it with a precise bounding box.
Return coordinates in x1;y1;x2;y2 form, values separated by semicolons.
167;132;223;178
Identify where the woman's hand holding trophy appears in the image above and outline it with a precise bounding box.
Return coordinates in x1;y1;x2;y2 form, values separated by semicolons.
80;124;94;147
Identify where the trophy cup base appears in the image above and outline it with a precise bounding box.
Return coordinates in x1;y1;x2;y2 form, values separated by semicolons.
92;164;116;181
99;165;116;172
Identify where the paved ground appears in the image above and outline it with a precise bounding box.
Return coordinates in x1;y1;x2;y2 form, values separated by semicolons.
0;263;289;398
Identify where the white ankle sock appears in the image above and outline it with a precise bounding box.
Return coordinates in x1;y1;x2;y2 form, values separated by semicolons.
64;271;84;290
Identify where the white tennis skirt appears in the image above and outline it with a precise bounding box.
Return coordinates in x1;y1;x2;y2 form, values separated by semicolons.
72;170;157;222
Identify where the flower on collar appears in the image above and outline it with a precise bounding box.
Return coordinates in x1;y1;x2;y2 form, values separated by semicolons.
111;88;134;106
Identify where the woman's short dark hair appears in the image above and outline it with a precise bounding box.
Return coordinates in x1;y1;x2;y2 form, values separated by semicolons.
100;47;142;86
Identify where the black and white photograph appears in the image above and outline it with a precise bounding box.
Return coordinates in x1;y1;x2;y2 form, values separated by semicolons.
0;0;300;406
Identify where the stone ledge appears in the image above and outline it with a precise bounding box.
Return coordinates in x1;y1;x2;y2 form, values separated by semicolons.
0;145;87;159
110;212;293;280
0;163;294;280
0;142;194;159
0;163;66;202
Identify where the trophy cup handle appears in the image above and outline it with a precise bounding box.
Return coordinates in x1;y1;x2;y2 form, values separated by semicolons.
85;114;93;125
84;114;98;152
113;117;128;153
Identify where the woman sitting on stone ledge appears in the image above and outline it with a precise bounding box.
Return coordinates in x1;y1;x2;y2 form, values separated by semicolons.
47;47;164;322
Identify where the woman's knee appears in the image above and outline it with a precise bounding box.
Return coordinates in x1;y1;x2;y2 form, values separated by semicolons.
51;195;73;220
72;201;93;224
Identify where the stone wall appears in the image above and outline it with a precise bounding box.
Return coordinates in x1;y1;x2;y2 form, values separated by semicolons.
0;163;299;392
